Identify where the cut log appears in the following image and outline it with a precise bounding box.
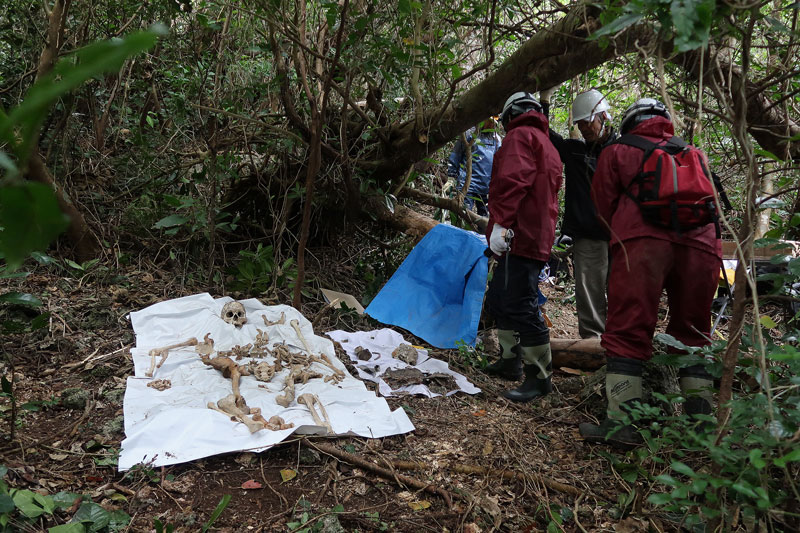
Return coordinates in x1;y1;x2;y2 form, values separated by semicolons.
551;338;605;371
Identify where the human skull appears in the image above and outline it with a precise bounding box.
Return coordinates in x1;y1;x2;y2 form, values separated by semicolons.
221;301;247;327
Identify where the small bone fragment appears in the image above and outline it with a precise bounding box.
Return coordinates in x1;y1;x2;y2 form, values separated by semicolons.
276;365;302;407
392;344;418;366
266;415;294;431
146;338;199;377
147;379;172;391
289;319;314;354
254;329;269;348
195;333;215;355
263;312;286;326
297;393;333;434
253;362;275;382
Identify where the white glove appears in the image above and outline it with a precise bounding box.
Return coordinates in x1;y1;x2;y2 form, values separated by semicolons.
489;223;510;255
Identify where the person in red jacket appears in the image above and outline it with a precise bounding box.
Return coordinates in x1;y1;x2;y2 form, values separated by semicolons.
484;92;563;402
579;98;721;447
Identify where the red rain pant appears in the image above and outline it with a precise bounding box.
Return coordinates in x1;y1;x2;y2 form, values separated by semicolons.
601;238;721;361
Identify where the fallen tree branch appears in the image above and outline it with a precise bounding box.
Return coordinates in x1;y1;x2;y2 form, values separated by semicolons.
305;440;456;509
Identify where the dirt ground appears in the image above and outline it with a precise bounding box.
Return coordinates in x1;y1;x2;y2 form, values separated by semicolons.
1;246;705;533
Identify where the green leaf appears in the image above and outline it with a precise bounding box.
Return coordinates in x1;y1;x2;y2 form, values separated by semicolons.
12;489;54;518
72;502;110;532
670;461;695;477
647;493;674;505
153;214;189;229
0;292;41;307
759;315;777;329
49;524;86;533
0;183;70;270
754;148;782;162
0;494;14;513
749;449;767;469
591;12;643;39
774;448;800;467
201;494;231;532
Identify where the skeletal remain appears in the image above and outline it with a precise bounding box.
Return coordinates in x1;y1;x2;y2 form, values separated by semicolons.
309;353;345;383
275;365;303;407
253;329;269;350
146;338;199;377
265;415;294;431
392;344;419;366
201;355;252;408
221;301;247;327
195;333;215;355
297;393;333;434
262;312;286;326
290;319;313;354
147;379;172;391
252;362;275;382
208;395;264;433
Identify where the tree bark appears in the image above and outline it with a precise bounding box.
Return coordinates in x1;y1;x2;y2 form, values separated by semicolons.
368;3;651;183
27;0;100;261
551;338;606;370
673;47;800;161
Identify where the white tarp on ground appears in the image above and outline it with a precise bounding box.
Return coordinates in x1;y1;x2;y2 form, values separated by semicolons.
326;329;481;397
118;293;414;471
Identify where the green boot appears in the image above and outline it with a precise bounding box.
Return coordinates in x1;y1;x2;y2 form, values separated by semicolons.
485;329;522;380
679;365;715;426
503;344;552;402
579;357;644;448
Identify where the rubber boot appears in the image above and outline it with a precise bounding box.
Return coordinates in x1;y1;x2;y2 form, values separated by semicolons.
579;357;644;449
679;365;715;429
484;329;522;380
503;344;552;402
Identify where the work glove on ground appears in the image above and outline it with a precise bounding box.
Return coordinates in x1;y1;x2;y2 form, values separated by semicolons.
489;223;510;255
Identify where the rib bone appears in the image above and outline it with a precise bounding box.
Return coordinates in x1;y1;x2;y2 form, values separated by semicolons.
146;338;199;377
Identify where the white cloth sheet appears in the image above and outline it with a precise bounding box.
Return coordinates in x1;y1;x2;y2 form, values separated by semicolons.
326;329;481;397
119;293;414;471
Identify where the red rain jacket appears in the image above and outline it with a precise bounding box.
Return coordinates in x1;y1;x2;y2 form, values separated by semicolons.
591;116;721;257
486;110;562;262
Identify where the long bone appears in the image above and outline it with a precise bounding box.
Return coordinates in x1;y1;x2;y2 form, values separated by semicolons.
309;353;345;382
297;393;333;434
207;395;264;433
201;355;252;409
289;319;313;354
146;338;199;377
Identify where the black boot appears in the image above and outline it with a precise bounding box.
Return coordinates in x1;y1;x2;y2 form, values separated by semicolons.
578;418;643;449
503;364;552;402
485;329;522;380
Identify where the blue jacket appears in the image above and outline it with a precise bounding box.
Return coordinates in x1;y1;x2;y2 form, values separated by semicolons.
447;129;501;196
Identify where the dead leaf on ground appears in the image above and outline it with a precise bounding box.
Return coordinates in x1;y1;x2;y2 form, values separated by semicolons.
241;479;263;490
280;469;297;482
408;500;431;511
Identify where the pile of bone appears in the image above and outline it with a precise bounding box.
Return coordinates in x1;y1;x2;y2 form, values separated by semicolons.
142;303;343;435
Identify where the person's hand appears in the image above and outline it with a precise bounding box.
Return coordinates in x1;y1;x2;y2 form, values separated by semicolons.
489;223;510;255
539;85;559;103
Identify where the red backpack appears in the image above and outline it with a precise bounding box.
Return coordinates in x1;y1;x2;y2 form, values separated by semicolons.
615;134;720;234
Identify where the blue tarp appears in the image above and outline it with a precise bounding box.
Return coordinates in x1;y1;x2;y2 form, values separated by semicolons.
365;224;488;349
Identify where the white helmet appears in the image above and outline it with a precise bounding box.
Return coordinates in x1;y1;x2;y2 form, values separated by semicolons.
501;91;542;129
619;98;671;133
572;89;611;123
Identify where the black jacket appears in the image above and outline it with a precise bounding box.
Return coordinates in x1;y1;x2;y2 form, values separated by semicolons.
548;128;617;240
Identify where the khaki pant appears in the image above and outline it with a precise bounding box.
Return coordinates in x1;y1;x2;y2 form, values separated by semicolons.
573;238;609;339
